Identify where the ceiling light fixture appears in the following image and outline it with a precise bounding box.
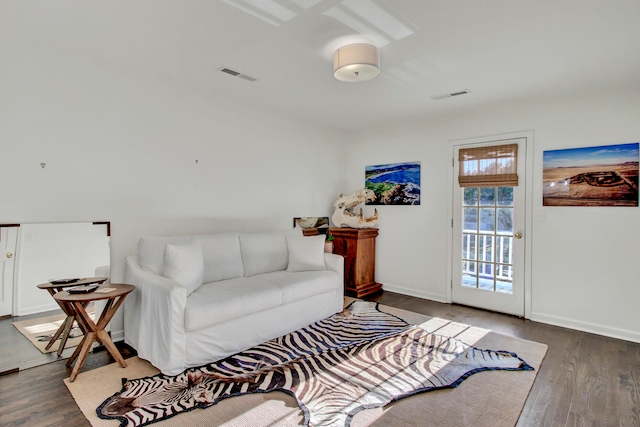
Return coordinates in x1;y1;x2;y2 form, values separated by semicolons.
333;43;380;83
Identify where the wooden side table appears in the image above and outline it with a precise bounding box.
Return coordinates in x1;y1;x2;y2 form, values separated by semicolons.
36;277;108;355
54;283;134;382
330;227;382;298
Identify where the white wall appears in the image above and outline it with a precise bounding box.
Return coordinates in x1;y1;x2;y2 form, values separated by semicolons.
343;87;640;343
1;38;347;336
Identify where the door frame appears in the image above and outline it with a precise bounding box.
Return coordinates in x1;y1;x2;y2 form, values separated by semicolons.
1;225;20;317
446;131;534;318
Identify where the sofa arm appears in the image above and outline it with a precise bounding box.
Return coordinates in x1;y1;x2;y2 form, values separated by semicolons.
324;252;344;279
124;255;187;375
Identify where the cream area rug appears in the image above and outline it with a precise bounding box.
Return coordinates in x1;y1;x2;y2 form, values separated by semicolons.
65;301;547;427
12;307;94;354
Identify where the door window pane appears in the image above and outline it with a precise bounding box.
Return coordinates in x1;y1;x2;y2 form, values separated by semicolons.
463;208;478;231
497;187;514;206
497;208;513;233
496;279;512;293
462;233;477;260
479;208;495;232
496;236;512;265
495;262;513;293
478;262;495;291
462;261;477;288
479;187;495;206
478;235;494;262
464;188;478;206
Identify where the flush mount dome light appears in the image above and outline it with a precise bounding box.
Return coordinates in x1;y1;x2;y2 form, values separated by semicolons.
333;43;380;83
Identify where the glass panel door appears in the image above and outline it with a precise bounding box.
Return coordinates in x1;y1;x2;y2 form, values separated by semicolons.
452;138;526;316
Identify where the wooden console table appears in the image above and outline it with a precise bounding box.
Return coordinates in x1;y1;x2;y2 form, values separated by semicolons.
330;227;382;298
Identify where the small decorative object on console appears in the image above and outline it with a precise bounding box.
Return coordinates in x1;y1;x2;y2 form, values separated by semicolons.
50;278;80;284
293;217;329;236
332;189;378;228
68;284;99;294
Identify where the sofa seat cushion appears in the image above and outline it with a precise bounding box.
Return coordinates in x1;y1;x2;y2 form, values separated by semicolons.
261;270;342;305
185;277;282;332
184;270;341;332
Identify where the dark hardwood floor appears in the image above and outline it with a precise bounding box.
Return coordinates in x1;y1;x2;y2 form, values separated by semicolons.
0;308;82;375
0;291;638;426
368;292;640;427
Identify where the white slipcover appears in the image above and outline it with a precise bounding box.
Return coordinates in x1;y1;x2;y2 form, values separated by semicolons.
124;229;344;375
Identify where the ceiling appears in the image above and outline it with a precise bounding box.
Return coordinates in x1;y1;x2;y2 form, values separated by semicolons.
3;0;640;132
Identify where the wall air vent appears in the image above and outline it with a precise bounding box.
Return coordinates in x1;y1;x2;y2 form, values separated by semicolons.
430;89;470;100
219;67;257;82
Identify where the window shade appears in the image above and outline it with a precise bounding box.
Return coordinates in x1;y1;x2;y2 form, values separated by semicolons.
458;143;518;187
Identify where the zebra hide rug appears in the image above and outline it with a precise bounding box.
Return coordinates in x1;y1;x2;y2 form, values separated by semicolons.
97;301;533;427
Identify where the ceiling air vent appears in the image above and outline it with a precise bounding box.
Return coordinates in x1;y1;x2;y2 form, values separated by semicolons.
219;67;257;82
238;74;257;82
430;89;470;101
220;68;240;76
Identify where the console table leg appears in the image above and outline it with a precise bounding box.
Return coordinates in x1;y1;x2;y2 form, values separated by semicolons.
66;335;85;367
68;331;95;382
97;329;127;368
44;317;68;351
56;316;76;356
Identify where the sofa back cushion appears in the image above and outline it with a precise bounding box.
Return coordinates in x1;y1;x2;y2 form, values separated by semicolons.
138;233;245;283
200;233;244;283
239;230;295;277
163;236;204;295
138;230;302;280
138;235;193;276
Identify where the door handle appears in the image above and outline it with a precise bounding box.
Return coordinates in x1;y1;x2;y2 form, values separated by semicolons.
514;233;522;239
6;252;13;258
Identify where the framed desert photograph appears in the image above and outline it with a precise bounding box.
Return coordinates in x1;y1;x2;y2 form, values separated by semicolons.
543;143;639;206
365;161;421;205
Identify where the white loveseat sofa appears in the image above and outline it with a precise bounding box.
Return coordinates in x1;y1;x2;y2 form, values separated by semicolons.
124;229;344;375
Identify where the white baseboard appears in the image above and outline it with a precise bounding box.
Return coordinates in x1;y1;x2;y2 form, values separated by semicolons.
382;283;448;304
17;303;59;316
383;286;640;344
531;311;640;344
111;328;125;343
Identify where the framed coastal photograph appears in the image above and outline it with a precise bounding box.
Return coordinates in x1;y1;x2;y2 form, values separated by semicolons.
542;142;639;206
365;161;421;205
